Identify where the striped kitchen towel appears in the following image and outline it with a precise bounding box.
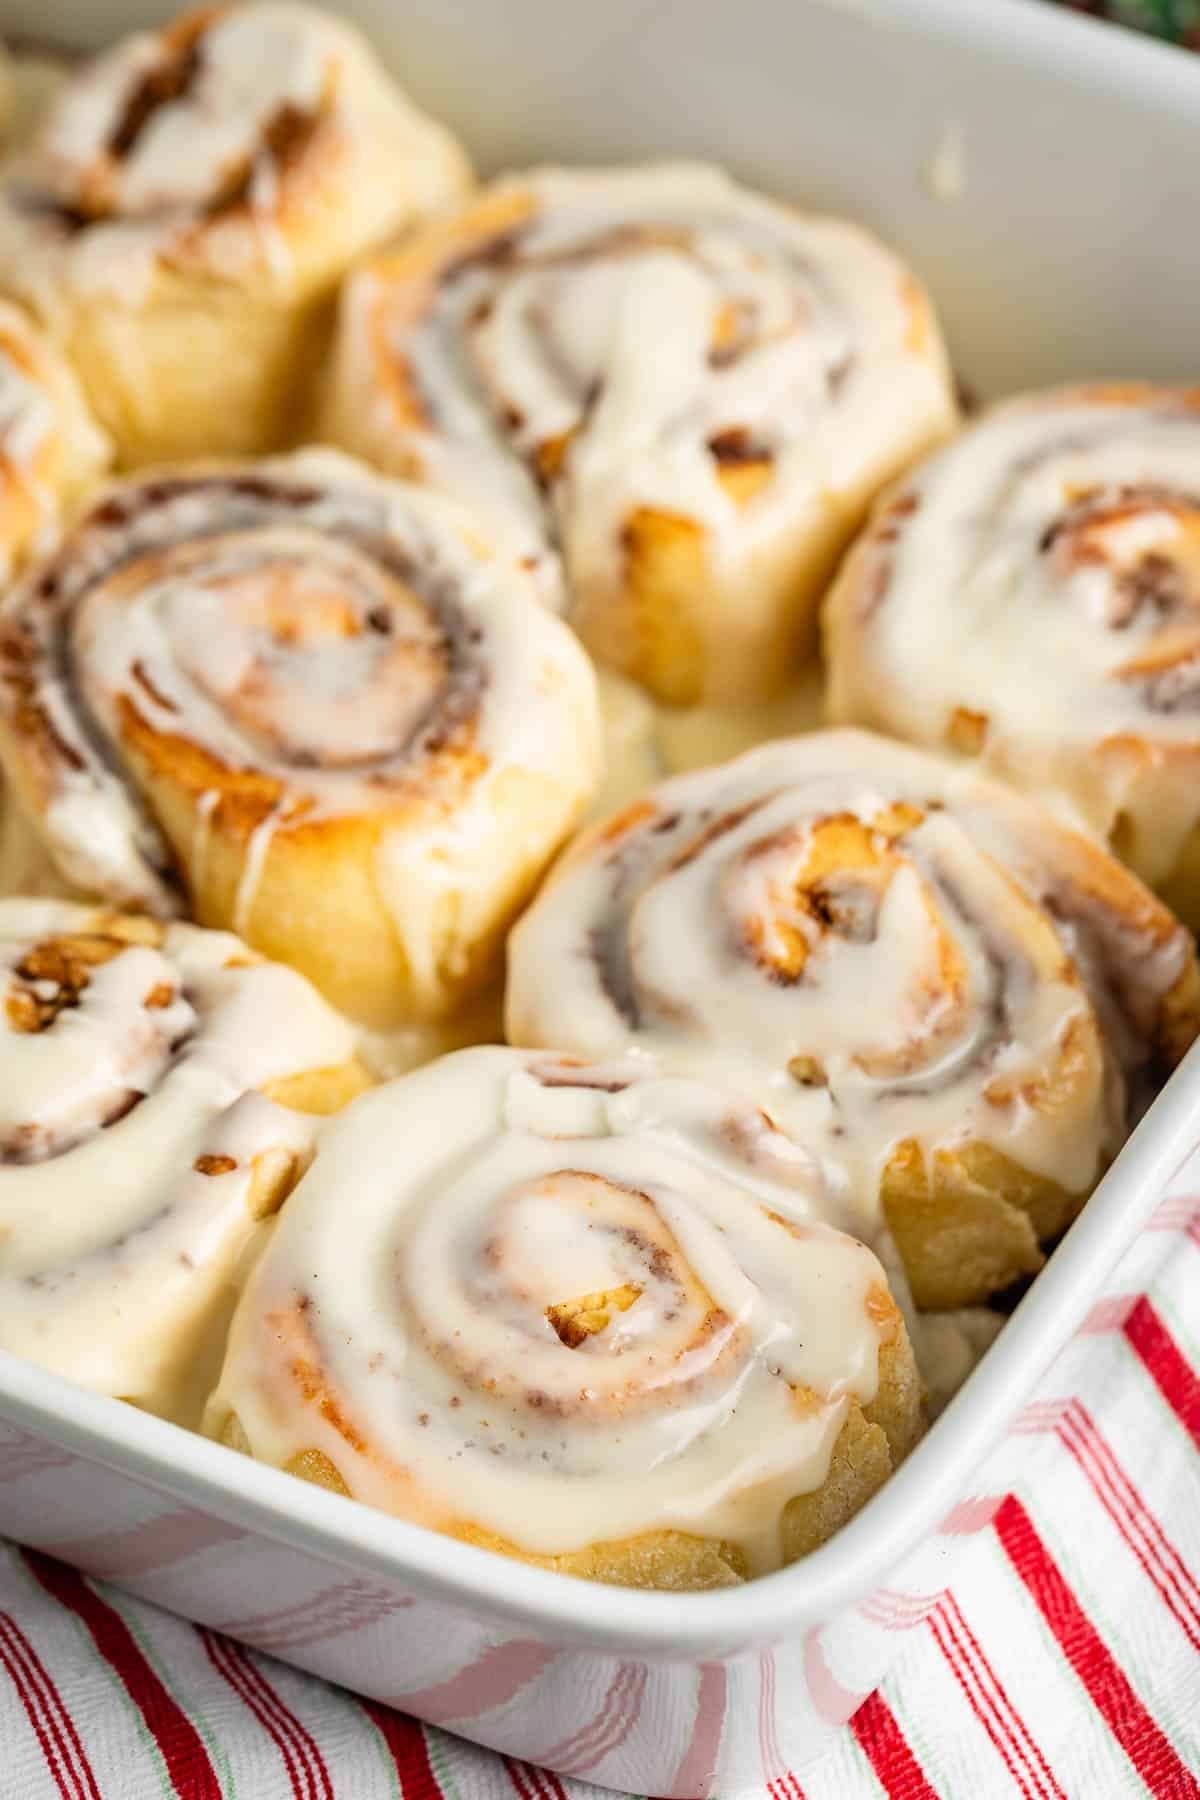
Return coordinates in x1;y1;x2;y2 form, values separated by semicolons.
0;1183;1197;1798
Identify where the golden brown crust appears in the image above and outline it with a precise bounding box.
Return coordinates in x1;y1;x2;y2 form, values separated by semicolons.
596;505;708;706
880;1138;1070;1311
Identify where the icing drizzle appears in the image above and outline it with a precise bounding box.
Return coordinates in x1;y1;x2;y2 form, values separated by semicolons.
826;386;1200;891
0;2;470;301
0;449;599;968
507;729;1198;1224
209;1045;902;1575
0;896;356;1409
329;162;955;688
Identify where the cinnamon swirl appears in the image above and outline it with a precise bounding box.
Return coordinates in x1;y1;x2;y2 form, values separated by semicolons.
507;730;1200;1308
205;1046;922;1588
0;897;366;1417
0;448;600;1030
0;3;471;465
318;162;956;700
825;385;1200;928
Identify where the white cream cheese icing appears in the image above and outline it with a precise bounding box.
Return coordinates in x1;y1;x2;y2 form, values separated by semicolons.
0;3;470;307
0;896;355;1412
329;161;956;691
507;729;1194;1230
208;1045;899;1574
825;386;1200;892
0;450;600;1001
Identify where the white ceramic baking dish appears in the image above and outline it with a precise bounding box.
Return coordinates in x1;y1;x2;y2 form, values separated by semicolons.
2;1;1199;1791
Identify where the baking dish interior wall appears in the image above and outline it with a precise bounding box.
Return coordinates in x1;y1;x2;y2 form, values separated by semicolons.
10;0;1199;402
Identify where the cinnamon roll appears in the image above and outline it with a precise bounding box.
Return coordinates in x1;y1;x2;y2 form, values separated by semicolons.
507;730;1200;1308
206;1046;922;1588
0;299;109;576
0;3;471;466
0;897;366;1417
0;448;600;1030
318;162;956;700
825;385;1200;929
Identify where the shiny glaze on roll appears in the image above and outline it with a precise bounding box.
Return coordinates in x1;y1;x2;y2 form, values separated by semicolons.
826;385;1200;916
0;897;358;1409
324;162;955;698
208;1046;913;1576
508;729;1200;1228
0;448;599;1024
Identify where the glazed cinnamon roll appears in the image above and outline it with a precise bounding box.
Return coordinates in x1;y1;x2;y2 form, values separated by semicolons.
0;897;366;1417
825;386;1200;928
206;1046;922;1588
507;730;1200;1309
0;3;471;466
0;448;600;1030
0;299;109;575
318;162;956;700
